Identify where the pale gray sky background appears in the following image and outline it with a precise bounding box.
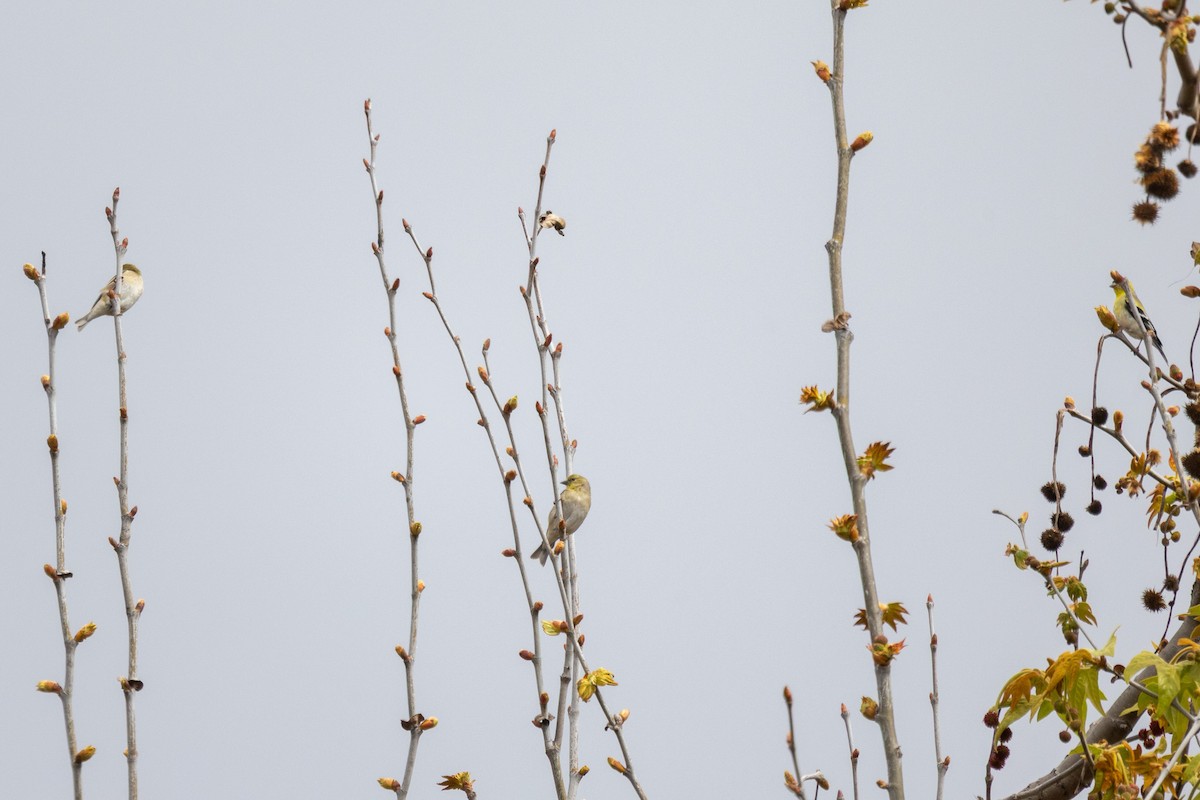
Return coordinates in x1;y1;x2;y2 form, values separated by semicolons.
2;1;1198;798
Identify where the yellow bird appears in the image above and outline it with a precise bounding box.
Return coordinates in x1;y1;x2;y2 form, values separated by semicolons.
76;264;143;331
1111;279;1166;360
531;474;591;565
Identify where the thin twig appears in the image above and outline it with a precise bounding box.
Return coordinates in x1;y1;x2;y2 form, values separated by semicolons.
362;100;432;800
926;596;947;800
841;703;859;800
782;687;807;800
105;190;142;800
819;4;905;797
29;253;88;800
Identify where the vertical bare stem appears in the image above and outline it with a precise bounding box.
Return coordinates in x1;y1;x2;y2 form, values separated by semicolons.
820;5;905;798
926;596;947;800
105;190;141;800
782;687;807;800
362;100;429;799
841;703;859;800
28;254;87;800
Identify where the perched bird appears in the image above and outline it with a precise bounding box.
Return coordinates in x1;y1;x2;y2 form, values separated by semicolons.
538;210;566;236
76;264;143;331
531;474;591;565
1111;279;1166;360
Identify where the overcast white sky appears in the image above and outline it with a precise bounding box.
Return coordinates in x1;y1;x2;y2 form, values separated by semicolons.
3;1;1199;798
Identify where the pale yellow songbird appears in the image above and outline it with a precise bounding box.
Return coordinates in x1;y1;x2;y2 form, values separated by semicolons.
1111;278;1166;360
76;264;143;331
538;210;566;236
531;474;591;565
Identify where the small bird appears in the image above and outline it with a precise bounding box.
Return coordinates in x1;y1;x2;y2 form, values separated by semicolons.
538;210;566;236
1111;279;1166;360
531;474;591;565
76;264;143;331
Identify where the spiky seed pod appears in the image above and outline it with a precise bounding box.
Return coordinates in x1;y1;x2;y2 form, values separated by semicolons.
1181;450;1200;480
1185;402;1200;426
995;744;1011;760
1135;143;1162;174
1164;574;1180;592
1093;475;1108;491
1086;500;1102;515
999;727;1013;743
1150;122;1181;151
983;710;1000;728
1180;160;1198;179
1078;445;1092;457
1143;168;1181;200
1132;201;1160;225
1040;528;1065;551
1040;481;1066;502
1142;589;1167;612
1091;407;1109;425
1052;512;1075;532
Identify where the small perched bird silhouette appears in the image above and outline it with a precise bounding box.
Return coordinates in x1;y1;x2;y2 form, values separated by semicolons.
76;264;143;331
538;210;566;236
531;474;591;565
1111;278;1166;360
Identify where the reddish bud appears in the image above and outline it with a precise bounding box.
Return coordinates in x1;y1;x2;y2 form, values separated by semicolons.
425;247;433;259
502;548;516;557
519;649;535;661
532;601;544;612
422;291;433;300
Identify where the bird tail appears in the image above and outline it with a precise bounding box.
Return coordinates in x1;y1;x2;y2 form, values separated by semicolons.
75;316;89;331
530;542;549;565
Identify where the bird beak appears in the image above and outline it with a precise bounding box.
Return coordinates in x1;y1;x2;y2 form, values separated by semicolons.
560;479;568;486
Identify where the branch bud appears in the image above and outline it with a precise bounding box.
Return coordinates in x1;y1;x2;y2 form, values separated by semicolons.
419;716;438;730
413;415;426;425
410;521;422;537
51;312;69;330
23;263;39;281
73;746;96;764
395;645;409;660
378;777;401;790
811;60;831;82
532;601;543;612
607;757;627;774
501;548;516;557
47;434;59;453
44;564;57;581
850;131;874;152
391;471;406;483
73;622;97;642
519;649;536;661
37;680;63;694
417;580;425;593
